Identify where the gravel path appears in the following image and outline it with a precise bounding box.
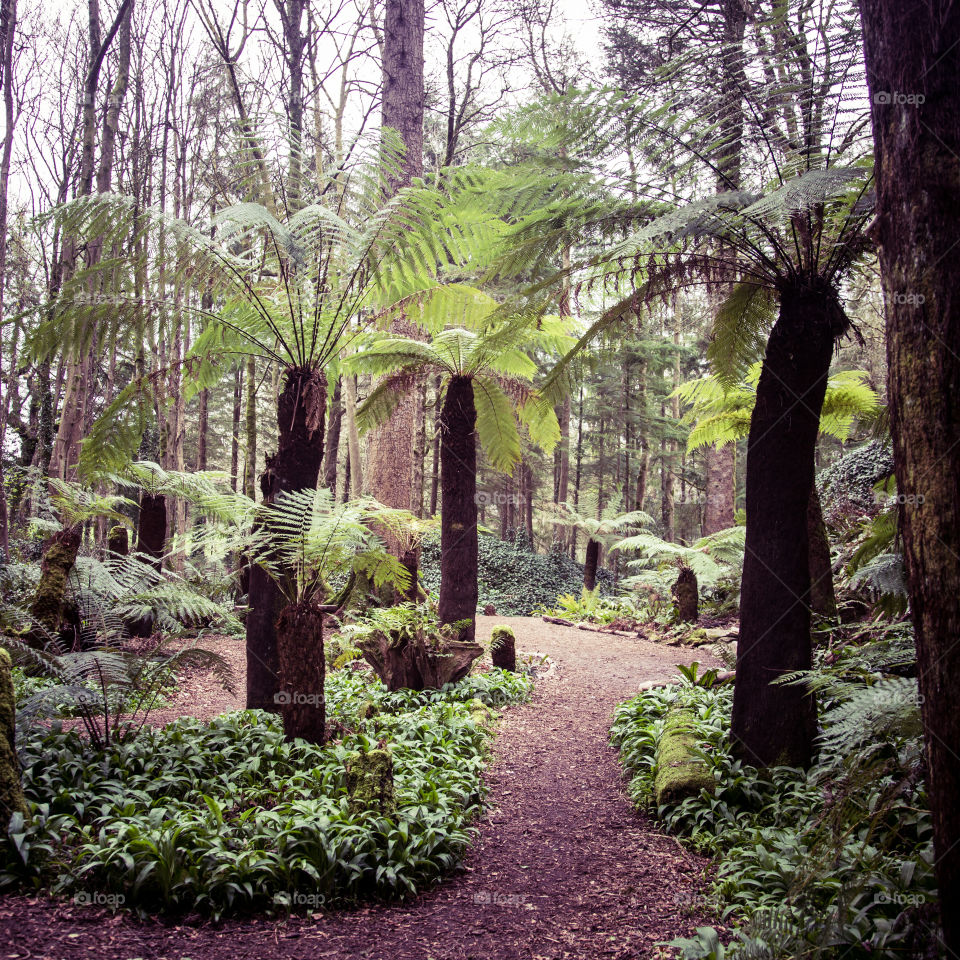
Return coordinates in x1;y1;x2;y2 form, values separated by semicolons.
0;616;721;960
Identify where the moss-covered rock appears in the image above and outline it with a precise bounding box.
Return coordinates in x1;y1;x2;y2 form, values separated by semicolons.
653;709;714;807
466;697;492;729
0;648;28;825
345;748;395;816
490;625;516;672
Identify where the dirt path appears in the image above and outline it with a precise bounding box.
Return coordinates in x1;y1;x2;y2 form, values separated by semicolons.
1;617;721;960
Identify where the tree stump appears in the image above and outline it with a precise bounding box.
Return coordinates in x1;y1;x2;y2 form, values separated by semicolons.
490;625;516;672
672;566;699;622
0;649;27;826
360;632;482;691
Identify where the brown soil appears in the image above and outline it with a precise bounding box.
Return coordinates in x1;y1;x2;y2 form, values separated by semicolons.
0;616;722;960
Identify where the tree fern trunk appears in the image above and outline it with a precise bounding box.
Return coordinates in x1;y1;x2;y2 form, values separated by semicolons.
438;375;478;643
246;366;327;712
731;282;845;768
584;538;600;592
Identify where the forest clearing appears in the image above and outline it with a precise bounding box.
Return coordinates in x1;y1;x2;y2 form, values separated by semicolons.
0;1;957;958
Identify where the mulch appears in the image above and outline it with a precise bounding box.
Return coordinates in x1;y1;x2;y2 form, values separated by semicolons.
0;617;723;960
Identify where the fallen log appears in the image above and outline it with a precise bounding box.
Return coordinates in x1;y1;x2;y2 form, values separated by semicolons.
653;708;715;806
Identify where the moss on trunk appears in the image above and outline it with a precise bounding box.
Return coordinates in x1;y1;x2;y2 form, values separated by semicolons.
29;525;82;639
0;648;27;824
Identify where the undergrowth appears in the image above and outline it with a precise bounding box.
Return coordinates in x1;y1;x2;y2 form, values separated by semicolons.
611;625;940;959
3;667;532;919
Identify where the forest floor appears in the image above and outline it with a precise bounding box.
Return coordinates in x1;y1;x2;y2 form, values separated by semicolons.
0;616;723;960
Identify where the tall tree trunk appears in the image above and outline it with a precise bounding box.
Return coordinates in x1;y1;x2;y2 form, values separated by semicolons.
0;0;17;558
411;378;427;516
731;282;846;769
703;445;736;533
230;364;242;492
701;0;746;535
49;0;134;480
243;355;257;500
364;0;424;583
343;372;362;499
246;367;327;712
438;376;477;643
523;462;534;548
571;378;584;560
196;388;209;471
323;378;342;494
660;402;675;540
859;4;960;948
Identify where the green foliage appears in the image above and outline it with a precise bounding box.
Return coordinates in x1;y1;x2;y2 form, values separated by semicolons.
419;533;613;616
338;602;463;654
537;589;645;626
610;634;937;958
615;525;745;595
349;317;570;474
676;365;880;452
2;668;530;918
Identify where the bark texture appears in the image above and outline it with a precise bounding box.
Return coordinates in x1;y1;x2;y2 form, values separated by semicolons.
275;599;325;745
438;376;478;643
246;366;327;712
363;0;425;586
703;444;736;534
859;3;960;949
731;282;846;768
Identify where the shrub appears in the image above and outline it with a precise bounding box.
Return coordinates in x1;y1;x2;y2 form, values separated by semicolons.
2;668;531;919
610;650;937;958
420;532;613;616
